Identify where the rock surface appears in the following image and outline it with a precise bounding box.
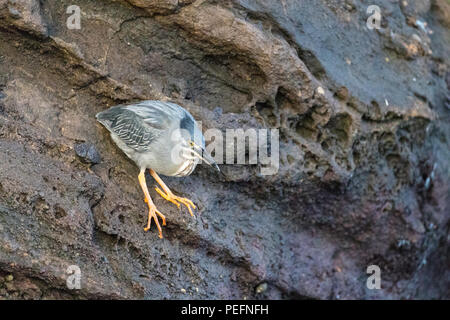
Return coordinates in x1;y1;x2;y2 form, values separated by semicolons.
0;0;449;299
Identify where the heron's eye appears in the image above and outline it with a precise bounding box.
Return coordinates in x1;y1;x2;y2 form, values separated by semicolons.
189;141;195;147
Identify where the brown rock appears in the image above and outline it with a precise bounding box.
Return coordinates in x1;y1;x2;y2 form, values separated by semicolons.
0;0;448;300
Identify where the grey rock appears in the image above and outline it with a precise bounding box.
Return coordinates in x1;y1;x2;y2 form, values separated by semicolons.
74;143;101;165
0;0;448;300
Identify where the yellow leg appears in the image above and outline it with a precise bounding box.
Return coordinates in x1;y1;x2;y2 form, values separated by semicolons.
149;169;197;217
138;169;166;238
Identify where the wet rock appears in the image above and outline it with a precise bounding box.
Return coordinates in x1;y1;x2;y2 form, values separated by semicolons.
74;143;101;165
0;0;448;300
0;0;47;36
400;0;431;17
335;87;349;101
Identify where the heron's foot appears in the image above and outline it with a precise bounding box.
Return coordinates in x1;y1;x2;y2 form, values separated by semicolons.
154;187;196;217
144;197;166;238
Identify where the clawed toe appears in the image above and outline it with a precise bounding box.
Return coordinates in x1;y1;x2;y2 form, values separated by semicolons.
144;204;166;238
155;187;196;217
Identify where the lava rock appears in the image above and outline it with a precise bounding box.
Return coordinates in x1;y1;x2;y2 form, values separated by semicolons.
74;143;101;165
0;0;448;301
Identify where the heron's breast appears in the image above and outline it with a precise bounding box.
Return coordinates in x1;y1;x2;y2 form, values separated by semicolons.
173;159;197;177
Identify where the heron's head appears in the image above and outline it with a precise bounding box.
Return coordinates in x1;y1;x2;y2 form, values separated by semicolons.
178;126;220;173
188;140;221;172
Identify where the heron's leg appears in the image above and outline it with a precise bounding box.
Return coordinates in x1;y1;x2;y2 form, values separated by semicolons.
149;169;196;217
138;169;166;238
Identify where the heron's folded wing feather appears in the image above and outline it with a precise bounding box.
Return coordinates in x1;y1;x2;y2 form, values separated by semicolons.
97;100;186;152
126;101;185;129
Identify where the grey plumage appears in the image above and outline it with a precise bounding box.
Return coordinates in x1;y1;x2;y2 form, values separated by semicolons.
96;100;220;238
97;101;187;151
97;107;160;152
96;100;211;177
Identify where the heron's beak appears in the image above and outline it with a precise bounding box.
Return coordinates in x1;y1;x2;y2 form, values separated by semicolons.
192;144;220;173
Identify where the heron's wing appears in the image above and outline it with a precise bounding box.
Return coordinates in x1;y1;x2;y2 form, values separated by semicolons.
96;101;185;152
125;100;185;129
